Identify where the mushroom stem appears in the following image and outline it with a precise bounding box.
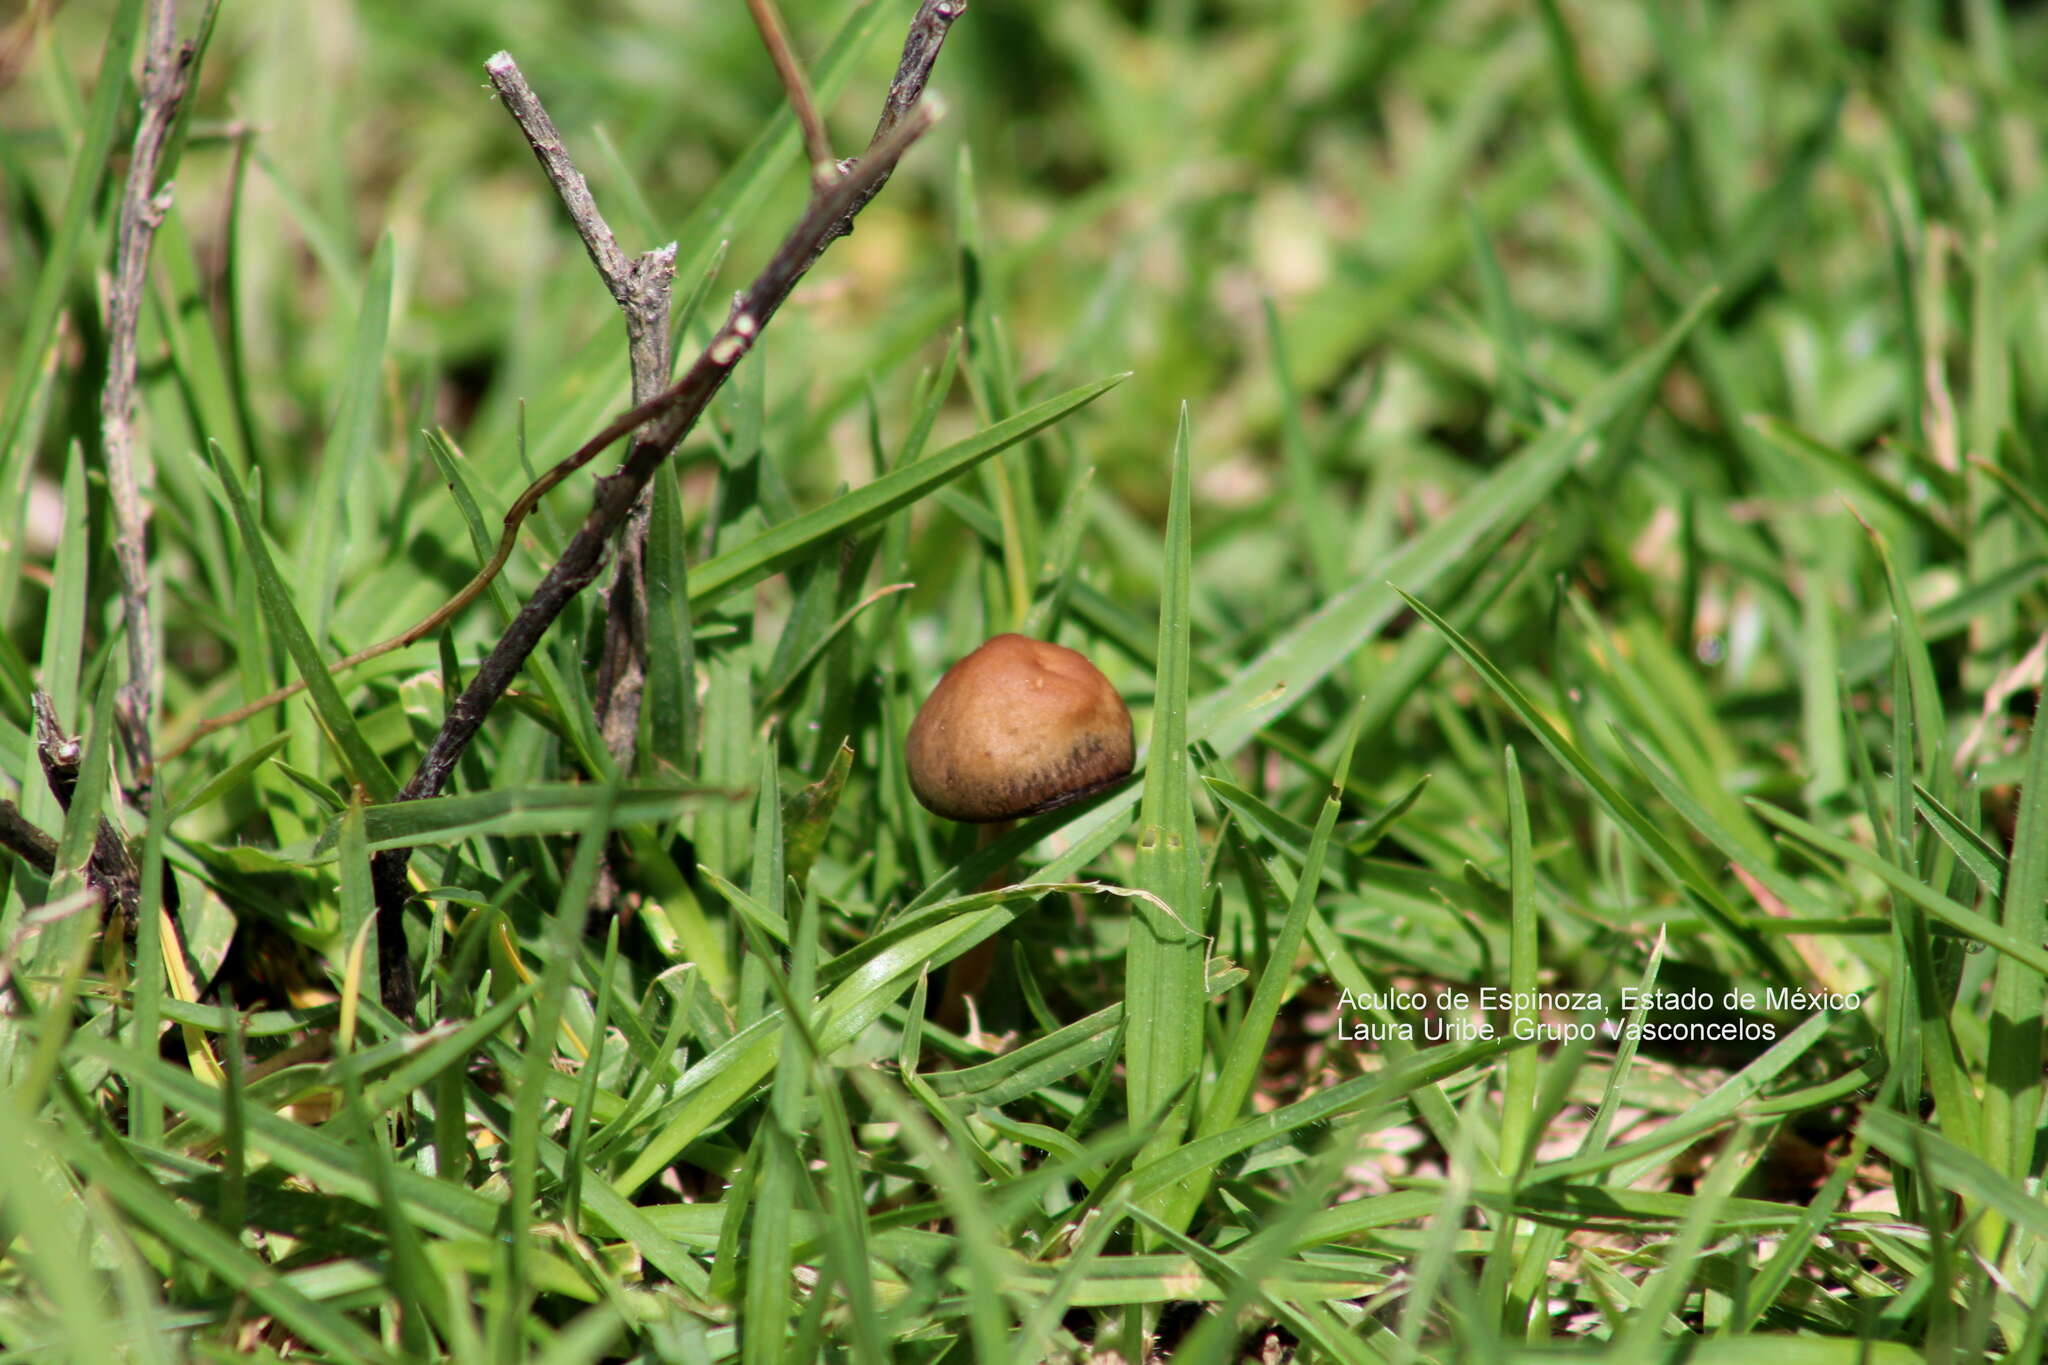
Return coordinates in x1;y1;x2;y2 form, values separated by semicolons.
936;820;1013;1030
905;634;1132;1037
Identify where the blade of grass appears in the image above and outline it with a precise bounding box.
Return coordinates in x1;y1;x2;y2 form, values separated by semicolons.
1502;931;1666;1333
1129;1036;1515;1203
338;1067;446;1355
1749;800;2048;977
1195;287;1720;761
1913;780;2005;898
297;232;392;637
0;1109;104;1360
608;884;1038;1193
1860;1107;2048;1242
203;442;399;800
44;1113;395;1362
1463;201;1540;429
0;0;146;464
126;786;173;1145
496;776;616;1357
1127;403;1204;1230
687;373;1127;611
1395;586;1787;976
38;446;91;747
1983;679;2047;1183
1497;745;1539;1175
848;1068;1016;1359
644;461;697;776
313;784;710;855
809;1062;887;1365
562;917;620;1237
742;739;801;1363
1618;1121;1765;1355
1194;702;1365;1147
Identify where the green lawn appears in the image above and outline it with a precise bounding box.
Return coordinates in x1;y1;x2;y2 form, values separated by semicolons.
1;0;2045;1359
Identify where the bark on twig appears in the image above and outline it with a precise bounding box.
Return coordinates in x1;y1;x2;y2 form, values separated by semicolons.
481;50;677;375
0;800;59;876
371;2;964;1017
102;0;196;805
31;694;143;940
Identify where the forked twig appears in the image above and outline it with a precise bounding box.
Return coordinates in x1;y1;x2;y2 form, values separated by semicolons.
370;2;964;1016
483;49;677;773
157;52;679;774
153;6;968;778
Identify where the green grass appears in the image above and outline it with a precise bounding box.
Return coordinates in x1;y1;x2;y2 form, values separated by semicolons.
2;0;2047;1360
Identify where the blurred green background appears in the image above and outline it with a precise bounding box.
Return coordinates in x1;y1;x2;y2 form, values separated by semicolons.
6;0;2045;673
4;0;2048;1356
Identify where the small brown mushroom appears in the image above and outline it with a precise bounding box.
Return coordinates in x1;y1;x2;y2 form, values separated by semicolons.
905;633;1134;823
906;634;1134;1033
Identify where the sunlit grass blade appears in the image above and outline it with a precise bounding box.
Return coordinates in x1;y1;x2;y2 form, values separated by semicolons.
1983;679;2047;1183
1195;702;1364;1148
688;373;1127;611
338;1068;447;1355
496;776;616;1356
1750;415;1960;553
1126;403;1204;1227
848;1068;1016;1359
37;447;91;753
1616;1120;1763;1357
1181;287;1722;772
609;877;1087;1195
1463;201;1540;429
1749;799;2048;977
741;738;802;1365
1128;1036;1515;1203
1860;1107;2048;1243
1497;745;1539;1175
0;0;146;464
310;783;711;854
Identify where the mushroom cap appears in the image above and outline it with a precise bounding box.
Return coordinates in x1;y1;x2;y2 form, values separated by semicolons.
905;634;1134;823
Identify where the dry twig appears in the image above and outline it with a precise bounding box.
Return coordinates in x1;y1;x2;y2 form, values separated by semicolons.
102;0;197;802
746;0;837;188
151;2;925;773
370;1;964;1016
0;800;59;876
